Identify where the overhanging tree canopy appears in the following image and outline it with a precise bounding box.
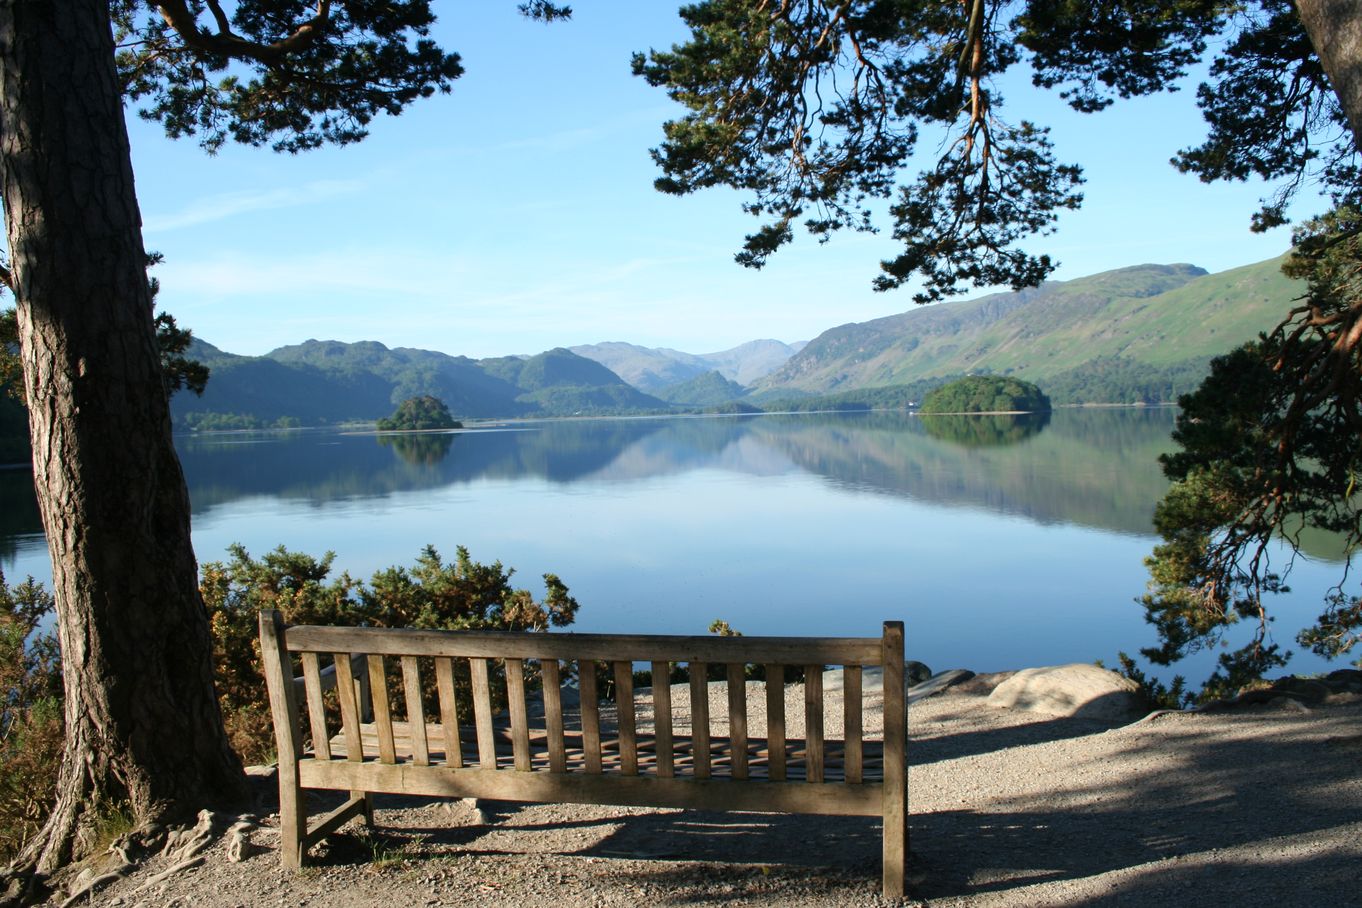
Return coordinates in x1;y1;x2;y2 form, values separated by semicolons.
635;1;1362;689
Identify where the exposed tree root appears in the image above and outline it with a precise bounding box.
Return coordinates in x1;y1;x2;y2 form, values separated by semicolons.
2;809;259;908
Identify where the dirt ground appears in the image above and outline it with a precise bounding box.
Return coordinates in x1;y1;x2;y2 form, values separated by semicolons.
46;676;1362;908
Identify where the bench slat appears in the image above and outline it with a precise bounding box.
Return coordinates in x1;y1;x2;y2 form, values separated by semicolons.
727;664;748;780
845;665;863;784
325;721;885;781
301;653;331;762
470;657;497;770
434;656;463;768
690;664;710;779
507;658;531;772
401;656;429;767
333;652;364;763
367;655;397;764
651;661;673;778
882;621;908;900
614;662;637;775
543;659;566;773
765;664;785;781
286;625;881;667
805;663;824;783
579;662;601;774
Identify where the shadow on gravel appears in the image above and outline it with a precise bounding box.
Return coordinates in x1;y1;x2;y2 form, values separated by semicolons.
910;709;1362;905
910;714;1120;765
288;707;1362;906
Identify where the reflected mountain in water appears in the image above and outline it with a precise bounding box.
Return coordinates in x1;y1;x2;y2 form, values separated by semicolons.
919;412;1051;447
166;410;1173;537
4;410;1349;564
377;432;455;465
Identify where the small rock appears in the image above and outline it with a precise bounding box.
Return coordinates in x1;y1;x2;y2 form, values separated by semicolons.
907;669;976;703
905;661;934;686
986;664;1144;721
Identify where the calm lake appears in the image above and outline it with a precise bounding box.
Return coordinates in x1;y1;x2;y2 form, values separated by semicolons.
0;409;1347;685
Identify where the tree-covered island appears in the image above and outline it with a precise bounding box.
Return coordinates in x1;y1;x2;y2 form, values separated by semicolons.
919;376;1051;415
376;396;462;432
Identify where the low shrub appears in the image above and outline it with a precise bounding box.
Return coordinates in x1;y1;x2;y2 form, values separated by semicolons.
201;543;579;763
0;570;61;861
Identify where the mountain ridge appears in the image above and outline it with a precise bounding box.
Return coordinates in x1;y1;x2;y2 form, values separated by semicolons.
755;257;1298;399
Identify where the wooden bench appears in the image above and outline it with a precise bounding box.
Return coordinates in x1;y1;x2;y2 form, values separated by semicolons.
258;611;909;898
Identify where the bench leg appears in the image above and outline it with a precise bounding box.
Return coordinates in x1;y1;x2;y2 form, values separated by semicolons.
882;796;907;899
353;789;375;826
279;770;304;870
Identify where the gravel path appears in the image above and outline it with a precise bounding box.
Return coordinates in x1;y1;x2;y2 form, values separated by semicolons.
67;675;1362;907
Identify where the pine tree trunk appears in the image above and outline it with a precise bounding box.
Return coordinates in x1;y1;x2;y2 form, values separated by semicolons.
1297;0;1362;150
0;0;244;875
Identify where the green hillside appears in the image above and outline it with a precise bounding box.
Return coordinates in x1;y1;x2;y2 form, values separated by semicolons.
173;341;668;427
653;370;748;406
757;256;1301;403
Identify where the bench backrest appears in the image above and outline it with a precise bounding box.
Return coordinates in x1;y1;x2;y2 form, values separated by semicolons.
260;612;905;786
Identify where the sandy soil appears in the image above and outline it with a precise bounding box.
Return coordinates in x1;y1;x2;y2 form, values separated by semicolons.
56;674;1362;908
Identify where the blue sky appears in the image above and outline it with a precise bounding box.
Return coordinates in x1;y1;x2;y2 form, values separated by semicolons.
128;3;1317;359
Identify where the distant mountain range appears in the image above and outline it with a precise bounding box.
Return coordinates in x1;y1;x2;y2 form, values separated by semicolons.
753;256;1300;404
567;339;806;391
0;253;1306;446
172;342;676;428
169;254;1302;428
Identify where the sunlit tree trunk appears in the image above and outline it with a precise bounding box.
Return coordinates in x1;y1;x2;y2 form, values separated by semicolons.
1297;0;1362;149
0;0;243;875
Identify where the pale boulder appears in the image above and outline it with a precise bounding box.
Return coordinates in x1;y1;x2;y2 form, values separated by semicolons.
986;663;1145;721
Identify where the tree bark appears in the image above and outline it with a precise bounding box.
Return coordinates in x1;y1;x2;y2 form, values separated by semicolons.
1297;0;1362;150
0;0;243;875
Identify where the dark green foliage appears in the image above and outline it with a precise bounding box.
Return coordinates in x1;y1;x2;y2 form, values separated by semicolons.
919;375;1049;414
0;570;61;859
754;379;948;412
634;2;1355;303
1168;3;1357;230
920;411;1050;447
1042;356;1211;405
1144;208;1362;690
653;370;748;407
1102;652;1193;711
0;396;26;466
635;0;1086;303
376;396;461;431
377;433;454;465
0;308;17;400
112;0;465;153
203;543;579;761
704;400;763;415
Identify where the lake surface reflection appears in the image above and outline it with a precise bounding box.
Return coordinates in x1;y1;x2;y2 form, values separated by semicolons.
0;409;1345;683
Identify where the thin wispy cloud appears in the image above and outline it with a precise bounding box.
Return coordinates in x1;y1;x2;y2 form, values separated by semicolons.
143;179;363;233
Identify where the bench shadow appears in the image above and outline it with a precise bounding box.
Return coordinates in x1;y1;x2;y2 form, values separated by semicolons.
293;705;1362;906
910;712;1120;765
909;713;1362;904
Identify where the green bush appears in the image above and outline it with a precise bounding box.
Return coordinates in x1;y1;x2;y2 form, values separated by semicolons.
0;570;61;861
202;543;578;762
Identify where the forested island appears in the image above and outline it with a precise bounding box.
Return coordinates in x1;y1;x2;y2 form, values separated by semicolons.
919;376;1051;415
